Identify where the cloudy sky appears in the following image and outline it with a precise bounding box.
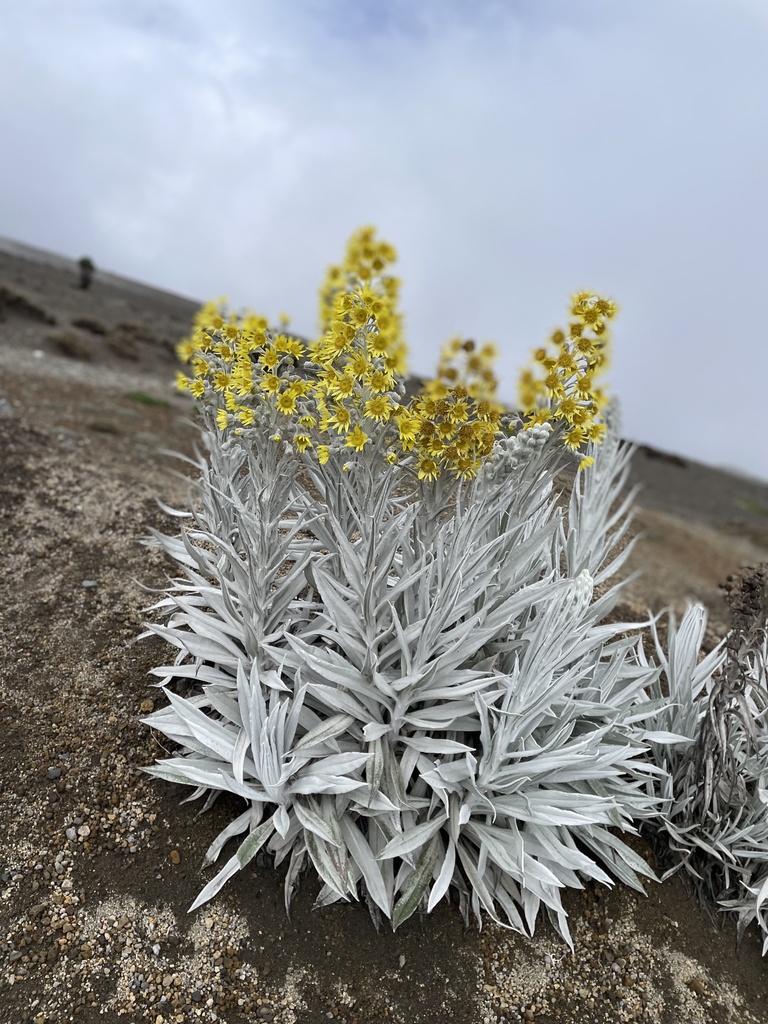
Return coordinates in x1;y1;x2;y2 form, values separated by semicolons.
2;0;767;479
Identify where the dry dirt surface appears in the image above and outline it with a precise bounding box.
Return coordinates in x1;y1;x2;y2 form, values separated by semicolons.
1;241;768;1024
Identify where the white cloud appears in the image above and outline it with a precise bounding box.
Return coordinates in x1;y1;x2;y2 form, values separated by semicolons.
1;0;766;477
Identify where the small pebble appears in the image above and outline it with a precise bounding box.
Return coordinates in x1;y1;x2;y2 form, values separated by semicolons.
65;828;77;842
46;767;61;781
170;850;181;865
82;580;97;588
687;976;707;997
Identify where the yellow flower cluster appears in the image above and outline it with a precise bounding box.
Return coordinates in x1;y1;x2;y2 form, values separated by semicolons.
175;229;616;481
176;298;269;369
517;292;616;467
425;336;500;404
316;226;407;377
405;388;501;480
175;298;313;437
310;285;404;458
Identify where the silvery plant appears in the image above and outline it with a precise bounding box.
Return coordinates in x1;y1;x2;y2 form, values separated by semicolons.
637;574;768;954
139;249;768;949
140;403;706;950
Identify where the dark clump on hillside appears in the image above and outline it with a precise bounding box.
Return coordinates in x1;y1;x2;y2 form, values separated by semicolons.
48;328;93;360
0;283;57;325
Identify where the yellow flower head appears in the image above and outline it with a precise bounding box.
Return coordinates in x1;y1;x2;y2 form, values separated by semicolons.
276;390;298;416
331;374;356;399
328;404;352;433
563;425;586;450
284;338;305;360
364;395;393;422
345;424;369;451
397;412;420;445
417;456;440;481
367;369;395;394
261;348;280;370
347;350;371;379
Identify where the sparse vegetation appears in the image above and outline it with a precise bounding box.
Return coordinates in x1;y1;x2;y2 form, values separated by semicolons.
0;284;56;324
125;390;171;408
116;321;157;344
107;322;159;361
86;420;121;434
106;332;139;361
72;315;108;336
47;329;92;361
736;498;768;517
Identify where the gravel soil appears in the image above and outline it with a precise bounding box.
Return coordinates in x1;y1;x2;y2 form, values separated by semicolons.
1;242;767;1024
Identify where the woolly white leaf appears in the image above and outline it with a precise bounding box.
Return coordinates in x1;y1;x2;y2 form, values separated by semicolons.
362;721;391;741
290;713;356;753
289;801;333;849
340;818;392;916
376;815;447;861
189;816;276;912
392;839;439;930
202;808;254;868
427;837;456;912
305;831;352;901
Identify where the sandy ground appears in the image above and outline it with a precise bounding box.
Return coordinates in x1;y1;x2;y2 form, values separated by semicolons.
1;241;767;1024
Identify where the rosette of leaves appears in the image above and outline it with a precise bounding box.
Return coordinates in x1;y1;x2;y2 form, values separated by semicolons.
139;403;701;947
637;577;768;955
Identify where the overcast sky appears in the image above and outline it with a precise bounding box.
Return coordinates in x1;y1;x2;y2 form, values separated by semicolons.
2;0;767;480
